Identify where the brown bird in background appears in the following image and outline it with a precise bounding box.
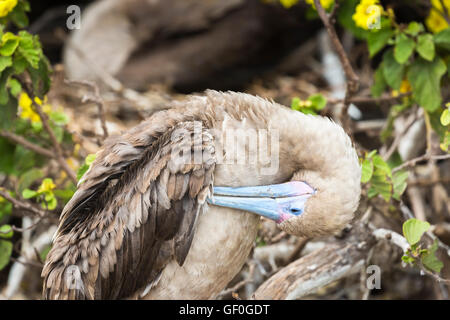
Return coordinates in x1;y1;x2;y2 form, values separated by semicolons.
42;90;361;299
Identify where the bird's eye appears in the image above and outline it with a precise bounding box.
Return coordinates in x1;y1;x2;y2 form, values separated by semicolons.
290;208;302;215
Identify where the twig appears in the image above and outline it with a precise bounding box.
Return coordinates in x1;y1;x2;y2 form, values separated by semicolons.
383;111;418;161
0;189;47;218
418;259;450;284
328;93;411;106
0;130;55;158
217;262;256;299
372;227;450;284
372;228;410;253
9;257;43;268
63;34;155;116
64;79;109;140
314;0;359;132
408;177;450;186
8;215;50;233
392;154;450;173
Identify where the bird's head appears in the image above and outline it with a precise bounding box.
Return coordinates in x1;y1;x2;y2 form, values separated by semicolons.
208;172;359;238
207;118;361;238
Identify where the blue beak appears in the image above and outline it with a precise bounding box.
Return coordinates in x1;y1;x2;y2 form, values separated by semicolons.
207;181;315;223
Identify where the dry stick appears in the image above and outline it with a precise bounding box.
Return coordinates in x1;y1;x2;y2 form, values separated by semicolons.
64;79;109;140
392;154;450;173
383;111;418;161
218;262;256;298
0;189;47;218
314;0;360;132
328;93;411;105
63;36;154;117
0;130;54;158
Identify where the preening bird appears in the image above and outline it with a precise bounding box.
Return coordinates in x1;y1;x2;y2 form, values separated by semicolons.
42;90;361;300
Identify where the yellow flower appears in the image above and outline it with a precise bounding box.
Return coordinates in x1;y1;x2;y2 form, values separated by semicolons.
426;0;450;34
18;92;52;123
399;79;412;94
352;0;384;30
280;0;299;9
0;0;17;18
391;79;412;97
305;0;334;10
37;178;56;194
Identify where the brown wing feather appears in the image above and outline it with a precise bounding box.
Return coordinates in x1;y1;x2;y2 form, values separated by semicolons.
42;121;215;299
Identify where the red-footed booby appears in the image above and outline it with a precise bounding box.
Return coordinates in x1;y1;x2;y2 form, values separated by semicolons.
42;90;361;299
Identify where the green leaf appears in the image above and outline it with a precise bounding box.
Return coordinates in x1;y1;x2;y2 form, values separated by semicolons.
416;34;435;61
18;168;43;193
370;172;392;202
383;49;404;90
77;153;97;181
0;55;12;72
405;22;424;36
0;66;13;105
403;218;430;246
368;27;394;57
12;54;27;73
9;1;30;28
0;239;12;270
361;158;373;183
8;77;21;97
22;188;37;199
308;93;327;110
85;154;97;166
0;224;13;239
0;137;15;174
421;240;444;273
434;28;450;51
392;170;409;200
291;97;300;111
53;189;75;203
373;154;392;178
0;34;19;56
42;193;57;210
441;109;450;126
402;255;415;264
28;57;51;98
371;63;387;97
407;57;447;112
49;111;69;126
17;31;41;69
394;33;415;64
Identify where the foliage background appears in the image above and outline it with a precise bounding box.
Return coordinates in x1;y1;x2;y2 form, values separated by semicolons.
0;0;449;299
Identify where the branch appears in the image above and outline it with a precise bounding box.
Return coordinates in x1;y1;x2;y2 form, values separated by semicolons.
392;154;450;173
0;189;47;218
252;241;366;299
252;222;374;299
314;0;359;131
64;79;109;140
383;111;418;161
372;227;450;284
0;130;55;158
328;93;412;106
